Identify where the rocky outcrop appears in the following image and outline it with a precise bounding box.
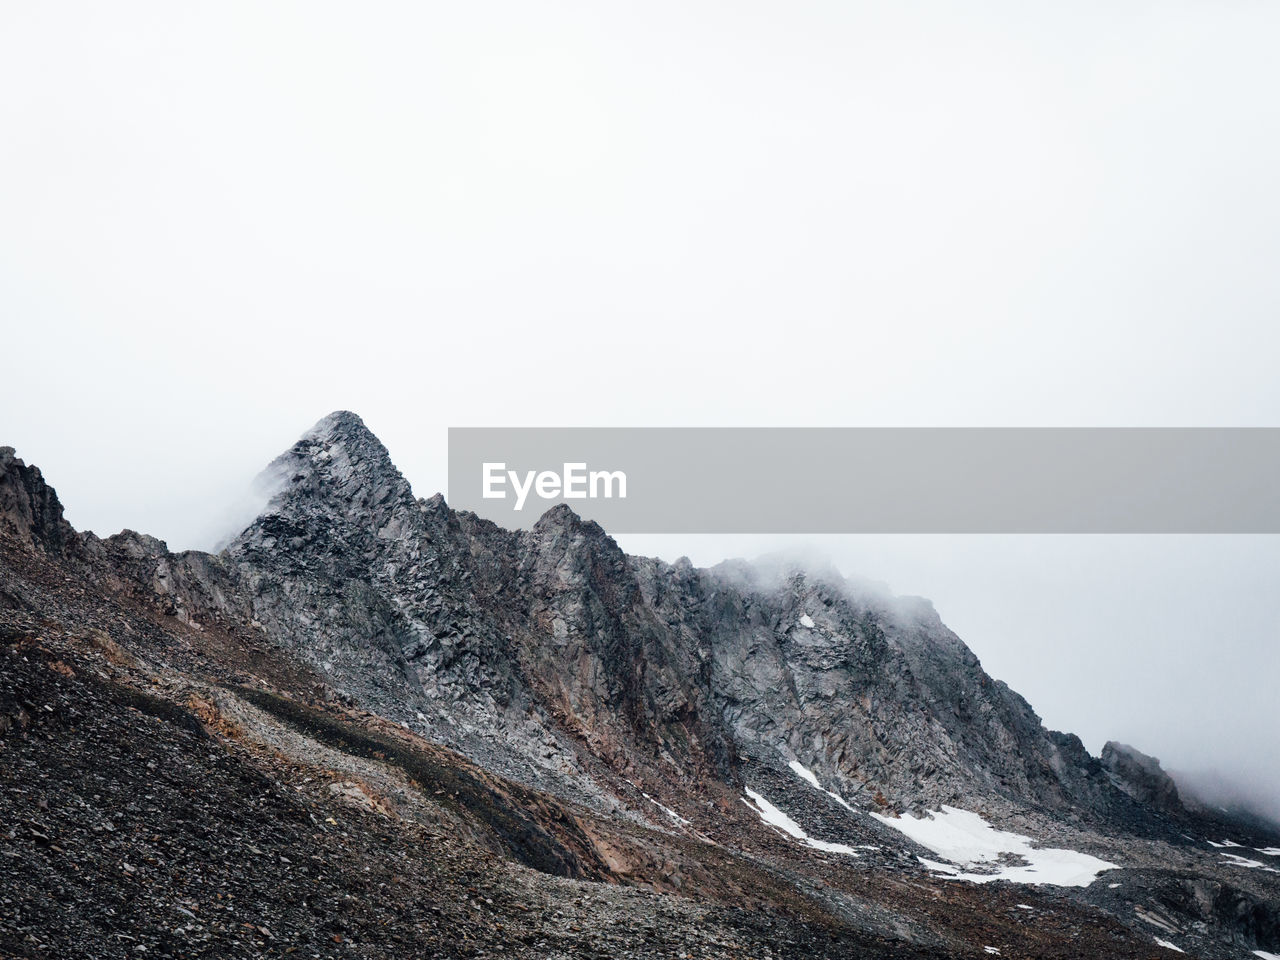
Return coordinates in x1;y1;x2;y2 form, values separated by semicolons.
1102;741;1183;815
0;447;76;555
635;556;1132;818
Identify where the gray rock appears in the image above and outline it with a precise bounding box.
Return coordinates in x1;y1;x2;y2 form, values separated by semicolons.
1101;741;1183;814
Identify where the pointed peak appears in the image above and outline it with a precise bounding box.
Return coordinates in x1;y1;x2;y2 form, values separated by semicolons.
301;410;385;454
531;502;606;537
233;411;417;543
537;502;581;524
528;502;624;564
282;410;396;473
306;409;369;438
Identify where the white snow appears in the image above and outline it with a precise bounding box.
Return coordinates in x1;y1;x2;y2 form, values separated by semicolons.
1207;838;1244;848
1153;938;1184;952
799;614;815;628
825;790;856;813
1257;847;1280;856
805;837;862;855
641;792;691;827
983;947;1001;955
1253;952;1280;960
742;789;859;857
1220;852;1280;874
784;757;857;812
745;790;809;840
1015;904;1034;910
788;760;821;789
870;805;1117;887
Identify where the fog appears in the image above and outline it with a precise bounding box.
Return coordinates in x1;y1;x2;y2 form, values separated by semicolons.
2;3;1278;822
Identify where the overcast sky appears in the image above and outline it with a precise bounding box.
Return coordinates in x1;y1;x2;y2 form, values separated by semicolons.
3;3;1278;819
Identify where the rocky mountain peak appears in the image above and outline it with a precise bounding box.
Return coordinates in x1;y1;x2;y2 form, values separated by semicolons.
0;446;76;555
247;412;416;529
220;411;428;581
420;491;448;513
305;408;383;449
529;502;617;542
534;502;583;527
292;409;402;484
524;502;632;589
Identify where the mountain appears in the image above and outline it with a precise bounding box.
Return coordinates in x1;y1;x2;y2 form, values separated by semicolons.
1;416;1277;960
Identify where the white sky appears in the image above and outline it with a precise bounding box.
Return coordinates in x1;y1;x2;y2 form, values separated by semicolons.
3;2;1278;818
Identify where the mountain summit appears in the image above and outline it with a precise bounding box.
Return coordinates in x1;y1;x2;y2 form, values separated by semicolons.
248;410;417;528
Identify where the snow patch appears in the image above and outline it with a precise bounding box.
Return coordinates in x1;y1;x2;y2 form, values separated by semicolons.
642;793;690;827
788;760;820;789
1253;952;1280;960
870;805;1117;887
826;791;856;813
785;757;857;812
983;947;1001;955
1257;847;1280;856
1153;938;1184;952
742;789;859;857
799;614;815;628
1220;852;1280;874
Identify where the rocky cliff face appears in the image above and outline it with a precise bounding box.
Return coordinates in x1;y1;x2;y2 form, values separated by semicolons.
1102;741;1184;815
0;446;76;555
636;555;1136;819
216;413;729;807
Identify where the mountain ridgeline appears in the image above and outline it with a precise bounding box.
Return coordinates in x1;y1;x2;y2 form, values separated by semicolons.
0;414;1185;825
4;413;1278;960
